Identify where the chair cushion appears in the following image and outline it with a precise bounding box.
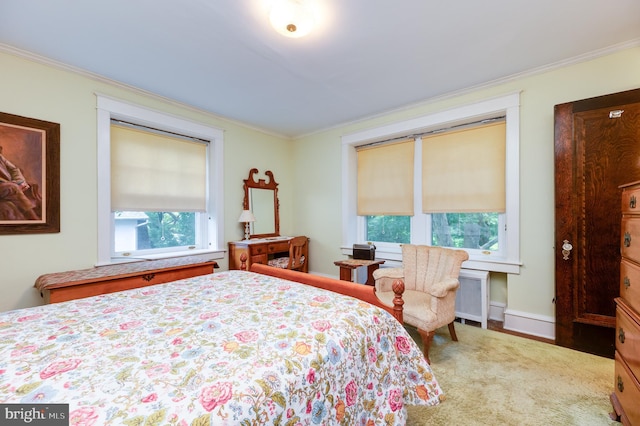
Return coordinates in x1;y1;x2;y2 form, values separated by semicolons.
377;289;439;331
267;256;305;269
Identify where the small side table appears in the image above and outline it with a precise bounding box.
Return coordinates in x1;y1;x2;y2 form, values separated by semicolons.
334;259;385;286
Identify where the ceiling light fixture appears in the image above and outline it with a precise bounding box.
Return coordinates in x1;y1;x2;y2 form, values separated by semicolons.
269;0;316;38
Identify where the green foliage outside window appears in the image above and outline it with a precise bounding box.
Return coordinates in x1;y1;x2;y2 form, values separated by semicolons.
137;212;196;249
366;215;411;244
432;213;499;250
365;213;499;250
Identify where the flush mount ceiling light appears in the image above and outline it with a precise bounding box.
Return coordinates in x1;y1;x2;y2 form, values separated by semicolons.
269;0;316;38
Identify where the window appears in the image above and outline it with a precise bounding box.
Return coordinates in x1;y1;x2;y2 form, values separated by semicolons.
365;215;411;244
357;139;414;244
110;122;206;256
342;93;520;273
431;212;499;250
423;120;505;254
96;95;224;264
114;211;197;253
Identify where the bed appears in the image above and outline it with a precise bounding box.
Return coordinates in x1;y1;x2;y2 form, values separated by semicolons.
0;265;442;425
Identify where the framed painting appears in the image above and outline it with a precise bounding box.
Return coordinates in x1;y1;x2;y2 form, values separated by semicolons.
0;111;60;234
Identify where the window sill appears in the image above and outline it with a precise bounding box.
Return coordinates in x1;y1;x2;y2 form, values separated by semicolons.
340;246;521;274
98;248;225;267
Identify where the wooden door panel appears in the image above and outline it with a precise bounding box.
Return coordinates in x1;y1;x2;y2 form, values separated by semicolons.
555;88;640;358
576;106;640;321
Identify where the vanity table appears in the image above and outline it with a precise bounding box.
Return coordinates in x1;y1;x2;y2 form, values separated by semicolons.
228;237;309;272
230;169;309;272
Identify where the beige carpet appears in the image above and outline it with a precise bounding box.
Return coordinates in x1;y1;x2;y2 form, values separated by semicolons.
405;323;617;426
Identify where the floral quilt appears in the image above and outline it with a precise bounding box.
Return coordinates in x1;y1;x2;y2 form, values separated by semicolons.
0;270;442;425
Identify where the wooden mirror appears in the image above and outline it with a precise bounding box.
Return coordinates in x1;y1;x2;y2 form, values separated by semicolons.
243;168;280;238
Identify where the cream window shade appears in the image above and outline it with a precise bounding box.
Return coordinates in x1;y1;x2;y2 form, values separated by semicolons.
111;124;207;212
357;139;414;216
422;121;505;213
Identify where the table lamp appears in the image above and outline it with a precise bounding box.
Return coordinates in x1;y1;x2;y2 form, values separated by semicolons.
238;210;256;240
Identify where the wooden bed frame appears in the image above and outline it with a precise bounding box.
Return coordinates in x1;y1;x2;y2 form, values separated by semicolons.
250;263;405;323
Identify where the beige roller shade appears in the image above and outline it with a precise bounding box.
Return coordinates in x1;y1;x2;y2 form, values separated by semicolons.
357;139;414;216
111;124;207;212
422;121;505;213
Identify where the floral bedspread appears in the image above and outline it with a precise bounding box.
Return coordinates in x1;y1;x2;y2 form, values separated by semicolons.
0;270;442;425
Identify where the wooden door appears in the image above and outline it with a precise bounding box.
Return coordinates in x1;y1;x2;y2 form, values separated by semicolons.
555;88;640;358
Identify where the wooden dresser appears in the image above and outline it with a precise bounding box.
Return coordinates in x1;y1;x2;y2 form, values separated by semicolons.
35;254;218;304
228;236;308;272
611;182;640;425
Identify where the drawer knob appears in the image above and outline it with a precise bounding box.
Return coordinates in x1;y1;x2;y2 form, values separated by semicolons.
618;327;626;344
624;232;631;247
142;273;156;282
631;195;637;209
624;276;631;289
617;375;624;393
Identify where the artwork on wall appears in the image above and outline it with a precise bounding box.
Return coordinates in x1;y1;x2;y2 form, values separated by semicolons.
0;112;60;234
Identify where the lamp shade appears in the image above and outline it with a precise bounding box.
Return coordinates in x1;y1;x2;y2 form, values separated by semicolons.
238;210;256;223
270;0;315;38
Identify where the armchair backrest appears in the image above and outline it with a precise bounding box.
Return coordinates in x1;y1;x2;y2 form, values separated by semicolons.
401;245;469;292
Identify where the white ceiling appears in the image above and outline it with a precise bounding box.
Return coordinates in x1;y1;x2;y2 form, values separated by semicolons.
1;0;639;137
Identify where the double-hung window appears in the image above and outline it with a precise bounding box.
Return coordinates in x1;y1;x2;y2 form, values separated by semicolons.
357;139;414;245
96;95;224;264
422;120;505;254
342;93;520;273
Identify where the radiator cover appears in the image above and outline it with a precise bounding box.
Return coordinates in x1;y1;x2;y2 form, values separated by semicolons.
455;269;491;329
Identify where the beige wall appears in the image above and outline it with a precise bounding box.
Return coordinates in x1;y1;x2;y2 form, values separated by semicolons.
0;50;292;312
2;45;640;334
292;46;640;333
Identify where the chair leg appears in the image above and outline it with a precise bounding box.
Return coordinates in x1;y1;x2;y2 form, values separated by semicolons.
418;323;459;364
417;328;434;364
448;321;458;342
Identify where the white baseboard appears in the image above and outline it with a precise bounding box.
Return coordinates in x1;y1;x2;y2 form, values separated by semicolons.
489;302;506;322
503;308;555;340
311;271;556;341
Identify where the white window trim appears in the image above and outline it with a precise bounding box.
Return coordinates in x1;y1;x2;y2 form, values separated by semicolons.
341;93;521;274
96;94;225;265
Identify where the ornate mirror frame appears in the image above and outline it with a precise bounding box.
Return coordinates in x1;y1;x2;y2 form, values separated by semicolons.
243;168;280;239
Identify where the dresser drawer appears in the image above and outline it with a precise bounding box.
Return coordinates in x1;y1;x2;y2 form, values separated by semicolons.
620;259;640;314
268;241;289;253
622;185;640;214
614;351;640;426
252;245;266;255
616;303;640;380
621;217;640;263
251;254;268;264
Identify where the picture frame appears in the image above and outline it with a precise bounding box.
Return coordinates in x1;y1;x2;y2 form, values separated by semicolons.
0;111;60;234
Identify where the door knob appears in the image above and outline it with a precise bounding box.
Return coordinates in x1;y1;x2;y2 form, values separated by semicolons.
562;240;573;260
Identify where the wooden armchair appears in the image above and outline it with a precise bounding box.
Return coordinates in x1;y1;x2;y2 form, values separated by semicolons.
267;236;308;272
373;244;468;363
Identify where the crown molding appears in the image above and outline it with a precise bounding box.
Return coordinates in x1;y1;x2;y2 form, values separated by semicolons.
0;43;290;140
3;38;638;141
307;38;640;140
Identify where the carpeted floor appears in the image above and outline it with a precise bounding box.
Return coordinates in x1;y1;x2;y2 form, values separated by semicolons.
405;323;617;426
